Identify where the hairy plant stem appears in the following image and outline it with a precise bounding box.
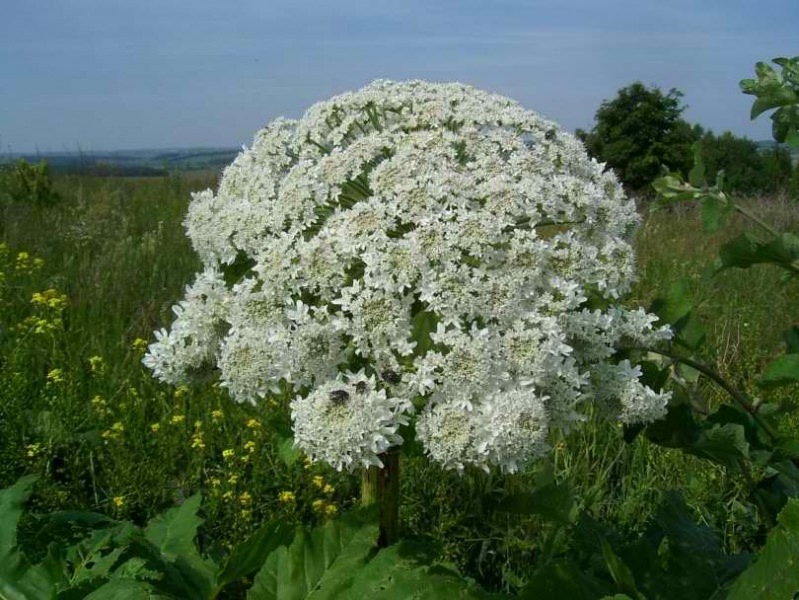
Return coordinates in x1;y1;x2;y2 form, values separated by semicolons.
733;202;780;238
361;449;400;547
636;347;779;441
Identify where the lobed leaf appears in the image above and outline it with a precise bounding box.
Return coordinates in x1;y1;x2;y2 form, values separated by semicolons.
758;354;799;389
726;499;799;599
215;519;295;594
143;493;217;598
247;509;379;600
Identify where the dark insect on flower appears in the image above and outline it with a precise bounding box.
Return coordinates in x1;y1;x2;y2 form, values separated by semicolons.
329;389;350;405
381;369;401;384
355;381;368;394
545;129;557;140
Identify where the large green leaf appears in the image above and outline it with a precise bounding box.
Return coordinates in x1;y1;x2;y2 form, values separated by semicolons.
686;423;750;470
645;404;703;450
247;509;379;600
650;280;692;325
758;354;799;389
726;499;799;599
0;475;62;600
700;194;729;233
82;578;169;599
718;232;799;274
649;281;705;350
619;492;749;599
339;541;494;599
600;540;641;599
518;560;614;599
143;494;216;599
215;519;295;594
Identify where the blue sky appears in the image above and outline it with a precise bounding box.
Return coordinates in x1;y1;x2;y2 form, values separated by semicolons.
1;0;797;152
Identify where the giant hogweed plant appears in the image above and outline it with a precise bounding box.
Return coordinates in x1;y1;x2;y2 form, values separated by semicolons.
142;80;673;541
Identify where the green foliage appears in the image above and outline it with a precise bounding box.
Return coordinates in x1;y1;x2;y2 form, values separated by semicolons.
0;479;497;599
0;159;61;207
741;56;799;148
577;82;696;191
0;476;298;598
725;499;799;599
691;130;793;196
248;509;380;599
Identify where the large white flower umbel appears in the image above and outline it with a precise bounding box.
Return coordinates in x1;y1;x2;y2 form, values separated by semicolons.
145;80;671;474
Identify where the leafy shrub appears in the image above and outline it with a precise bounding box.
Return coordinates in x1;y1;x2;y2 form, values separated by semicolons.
577;82;696;192
0;160;61;207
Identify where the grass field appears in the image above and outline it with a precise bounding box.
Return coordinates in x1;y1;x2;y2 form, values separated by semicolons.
1;172;797;592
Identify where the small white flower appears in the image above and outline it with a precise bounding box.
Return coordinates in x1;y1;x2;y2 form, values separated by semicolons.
291;375;412;471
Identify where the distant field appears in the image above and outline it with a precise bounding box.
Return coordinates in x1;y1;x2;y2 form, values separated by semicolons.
1;147;239;176
3;140;796;176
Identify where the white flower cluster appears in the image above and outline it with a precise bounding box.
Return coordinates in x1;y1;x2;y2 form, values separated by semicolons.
145;80;672;473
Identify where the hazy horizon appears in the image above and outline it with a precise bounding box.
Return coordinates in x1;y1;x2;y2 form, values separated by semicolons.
2;1;797;153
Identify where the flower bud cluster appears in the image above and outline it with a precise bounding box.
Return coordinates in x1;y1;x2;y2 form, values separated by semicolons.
145;80;671;472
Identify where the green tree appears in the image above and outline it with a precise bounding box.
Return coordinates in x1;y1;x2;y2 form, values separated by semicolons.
695;130;768;195
577;82;697;192
760;143;794;192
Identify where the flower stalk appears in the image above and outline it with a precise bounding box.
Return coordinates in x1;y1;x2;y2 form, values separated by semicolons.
361;450;400;547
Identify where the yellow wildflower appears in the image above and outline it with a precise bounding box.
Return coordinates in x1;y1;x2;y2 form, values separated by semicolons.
246;418;261;430
324;504;338;518
227;474;239;485
240;509;252;520
211;409;223;421
102;422;124;441
91;395;107;411
312;499;326;512
174;385;190;401
88;356;104;375
131;338;148;353
209;477;221;488
239;491;252;506
191;432;205;450
323;483;335;495
222;448;235;460
25;443;41;458
150;423;161;433
15;252;31;273
112;496;125;508
31;289;68;311
312;475;325;489
243;440;256;454
169;414;185;425
222;491;235;501
46;369;64;384
278;490;296;504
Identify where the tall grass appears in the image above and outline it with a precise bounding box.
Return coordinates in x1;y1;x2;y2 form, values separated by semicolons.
1;172;797;591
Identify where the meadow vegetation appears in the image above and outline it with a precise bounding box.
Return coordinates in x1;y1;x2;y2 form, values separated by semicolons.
1;168;797;596
1;56;798;597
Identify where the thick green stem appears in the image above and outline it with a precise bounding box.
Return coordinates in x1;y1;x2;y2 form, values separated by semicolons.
733;203;780;238
637;347;779;441
361;450;400;547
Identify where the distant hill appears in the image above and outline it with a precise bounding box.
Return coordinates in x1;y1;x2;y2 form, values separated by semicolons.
0;148;240;176
3;141;796;176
